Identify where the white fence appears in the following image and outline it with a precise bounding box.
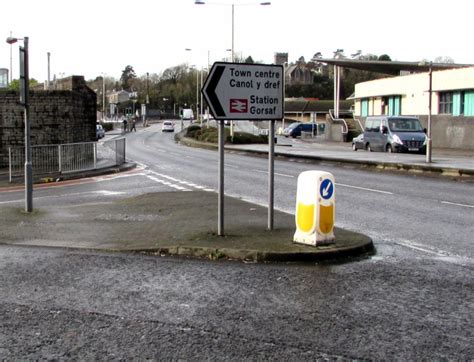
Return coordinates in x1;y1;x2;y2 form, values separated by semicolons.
8;138;126;182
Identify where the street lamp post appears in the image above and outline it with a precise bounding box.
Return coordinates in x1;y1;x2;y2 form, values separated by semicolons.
7;35;32;212
194;1;271;62
47;52;50;90
195;0;271;139
196;68;199;122
426;63;433;163
102;73;106;122
145;72;149;127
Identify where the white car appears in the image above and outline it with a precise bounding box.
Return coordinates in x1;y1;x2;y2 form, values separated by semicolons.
162;121;175;132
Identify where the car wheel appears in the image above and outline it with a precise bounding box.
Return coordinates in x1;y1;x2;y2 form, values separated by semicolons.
352;143;357;151
386;144;393;153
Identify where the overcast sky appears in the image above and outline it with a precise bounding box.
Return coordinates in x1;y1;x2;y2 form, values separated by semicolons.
2;0;473;82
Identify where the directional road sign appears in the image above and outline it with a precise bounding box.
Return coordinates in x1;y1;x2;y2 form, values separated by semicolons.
320;178;334;200
202;62;284;121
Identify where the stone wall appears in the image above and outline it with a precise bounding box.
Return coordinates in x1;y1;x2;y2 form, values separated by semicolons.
418;115;474;150
0;76;96;167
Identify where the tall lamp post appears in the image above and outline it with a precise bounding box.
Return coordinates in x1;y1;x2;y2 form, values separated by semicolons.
7;35;33;212
101;73;106;122
195;0;271;138
426;63;433;163
194;1;271;62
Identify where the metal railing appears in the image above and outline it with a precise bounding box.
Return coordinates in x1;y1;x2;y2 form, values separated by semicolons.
8;138;126;182
329;109;349;135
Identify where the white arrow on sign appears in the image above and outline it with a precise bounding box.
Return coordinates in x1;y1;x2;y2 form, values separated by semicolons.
201;62;284;121
322;182;332;198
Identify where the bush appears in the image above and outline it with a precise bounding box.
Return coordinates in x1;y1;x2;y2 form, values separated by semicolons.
186;125;202;138
347;130;361;142
185;126;267;145
227;132;268;144
102;123;114;132
198;127;220;143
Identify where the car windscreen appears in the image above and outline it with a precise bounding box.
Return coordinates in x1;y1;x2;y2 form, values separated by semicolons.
388;119;423;132
288;123;300;129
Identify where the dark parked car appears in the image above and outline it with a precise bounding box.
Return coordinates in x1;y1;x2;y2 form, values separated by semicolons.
283;122;317;138
352;134;365;151
363;116;427;154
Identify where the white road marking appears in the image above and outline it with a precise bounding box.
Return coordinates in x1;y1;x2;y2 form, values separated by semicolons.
395;240;446;256
0;189;127;204
441;201;474;209
252;169;294;178
146;175;190;191
225;164;239;169
92;190;126;196
336;183;393;195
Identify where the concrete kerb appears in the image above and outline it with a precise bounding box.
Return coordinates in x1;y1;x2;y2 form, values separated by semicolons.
131;243;376;263
0;162;136;189
175;133;472;179
228;147;474;179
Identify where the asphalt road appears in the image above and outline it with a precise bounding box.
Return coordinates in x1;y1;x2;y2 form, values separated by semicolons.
0;123;472;359
126;124;474;261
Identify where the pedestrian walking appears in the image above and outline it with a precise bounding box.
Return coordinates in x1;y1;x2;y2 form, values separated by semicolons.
131;117;137;132
123;117;128;133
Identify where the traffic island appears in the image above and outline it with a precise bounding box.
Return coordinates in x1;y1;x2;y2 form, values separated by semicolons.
0;191;374;263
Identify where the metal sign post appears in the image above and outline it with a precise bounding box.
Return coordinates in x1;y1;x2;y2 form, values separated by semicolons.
202;62;284;235
218;120;225;236
19;37;32;213
268;120;275;230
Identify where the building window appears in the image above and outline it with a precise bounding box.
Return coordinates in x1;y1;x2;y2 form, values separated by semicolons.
361;98;369;117
439;92;453;114
440;90;474;116
382;96;401;116
464;91;474;116
453;92;462;116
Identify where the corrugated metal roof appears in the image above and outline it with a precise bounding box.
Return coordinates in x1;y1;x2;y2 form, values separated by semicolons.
285;99;352;112
318;59;471;75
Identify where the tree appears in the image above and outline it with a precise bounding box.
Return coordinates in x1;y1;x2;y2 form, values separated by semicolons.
244;56;255;64
434;56;455;64
8;78;39;91
378;54;392;61
120;65;137;90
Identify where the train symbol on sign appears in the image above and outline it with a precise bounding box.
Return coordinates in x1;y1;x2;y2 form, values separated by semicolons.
230;99;248;113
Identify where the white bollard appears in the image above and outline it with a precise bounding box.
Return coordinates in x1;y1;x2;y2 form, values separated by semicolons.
294;170;335;246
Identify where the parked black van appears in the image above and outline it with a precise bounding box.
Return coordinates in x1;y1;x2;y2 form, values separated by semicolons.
363;116;427;154
283;122;317;138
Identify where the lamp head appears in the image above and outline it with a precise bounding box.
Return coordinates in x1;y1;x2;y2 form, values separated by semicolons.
6;36;18;45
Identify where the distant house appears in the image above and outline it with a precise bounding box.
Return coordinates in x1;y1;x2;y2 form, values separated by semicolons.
352;66;474;149
108;90;130;105
274;53;322;86
285;64;313;86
